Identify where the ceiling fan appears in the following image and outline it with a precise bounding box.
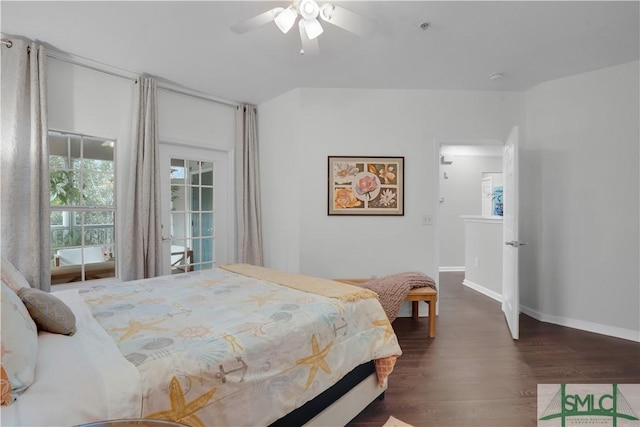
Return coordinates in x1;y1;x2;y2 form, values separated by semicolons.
231;0;376;55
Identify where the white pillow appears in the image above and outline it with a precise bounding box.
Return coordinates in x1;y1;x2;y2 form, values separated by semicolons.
0;258;31;293
0;280;38;402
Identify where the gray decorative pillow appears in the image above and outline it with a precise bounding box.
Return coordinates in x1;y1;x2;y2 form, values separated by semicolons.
17;288;76;335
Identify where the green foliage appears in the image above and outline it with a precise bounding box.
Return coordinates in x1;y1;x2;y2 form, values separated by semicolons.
50;170;80;206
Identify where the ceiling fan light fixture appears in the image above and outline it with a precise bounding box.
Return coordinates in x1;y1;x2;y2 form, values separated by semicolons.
300;0;320;20
274;7;297;33
231;0;374;55
303;18;324;39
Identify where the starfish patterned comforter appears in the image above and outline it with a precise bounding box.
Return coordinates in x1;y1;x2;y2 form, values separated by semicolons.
80;266;402;427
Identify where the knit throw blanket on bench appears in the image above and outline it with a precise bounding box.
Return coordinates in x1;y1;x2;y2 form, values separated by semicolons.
360;272;437;323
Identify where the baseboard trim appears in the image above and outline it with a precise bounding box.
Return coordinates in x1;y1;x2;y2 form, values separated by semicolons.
520;305;640;343
439;266;465;272
462;279;503;303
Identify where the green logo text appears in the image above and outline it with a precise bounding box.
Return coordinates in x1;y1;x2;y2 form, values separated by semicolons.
539;384;639;427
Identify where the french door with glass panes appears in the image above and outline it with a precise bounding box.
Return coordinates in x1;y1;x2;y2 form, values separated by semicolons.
159;144;230;275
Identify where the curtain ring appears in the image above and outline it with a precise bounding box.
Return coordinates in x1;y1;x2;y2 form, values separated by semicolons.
1;40;12;48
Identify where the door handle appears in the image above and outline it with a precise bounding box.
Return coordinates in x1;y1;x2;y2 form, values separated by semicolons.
505;241;527;247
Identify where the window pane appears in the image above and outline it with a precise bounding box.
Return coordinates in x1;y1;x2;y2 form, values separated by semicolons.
188;160;200;185
83;172;114;206
49;155;67;170
171;240;185;271
171;159;185;182
191;239;201;264
51;211;63;226
201;213;213;237
192;213;200;238
50;229;65;249
83;138;114;167
84;158;114;174
171;212;187;239
201;238;213;263
51;228;81;249
81;139;114;206
84;211;115;247
171;185;185;211
50;211;82;249
49;134;68;164
69;137;82;170
83;211;113;226
201;163;213;185
53;211;83;266
201;187;213;211
171;240;191;273
190;186;200;211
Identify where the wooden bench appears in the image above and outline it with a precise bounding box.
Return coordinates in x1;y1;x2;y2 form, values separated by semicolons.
334;278;437;338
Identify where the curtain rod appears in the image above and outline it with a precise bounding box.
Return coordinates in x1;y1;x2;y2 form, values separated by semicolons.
1;39;13;47
45;47;240;108
156;84;240;108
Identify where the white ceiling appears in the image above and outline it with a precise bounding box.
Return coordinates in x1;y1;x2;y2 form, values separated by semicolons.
2;1;638;105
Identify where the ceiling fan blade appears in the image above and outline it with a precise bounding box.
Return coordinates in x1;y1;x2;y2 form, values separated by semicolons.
231;7;284;34
319;3;375;37
299;21;319;55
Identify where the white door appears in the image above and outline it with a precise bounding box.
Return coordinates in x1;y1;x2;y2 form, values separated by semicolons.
502;127;521;339
159;144;230;276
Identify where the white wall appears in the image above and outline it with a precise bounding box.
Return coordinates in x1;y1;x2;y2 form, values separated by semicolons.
439;155;502;268
257;89;302;273
259;88;523;285
521;61;640;340
463;217;503;299
157;90;235;150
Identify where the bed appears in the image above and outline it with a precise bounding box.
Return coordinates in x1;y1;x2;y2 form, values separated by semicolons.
1;263;401;427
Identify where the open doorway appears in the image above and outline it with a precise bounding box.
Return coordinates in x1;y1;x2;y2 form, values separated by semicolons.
433;139;504;303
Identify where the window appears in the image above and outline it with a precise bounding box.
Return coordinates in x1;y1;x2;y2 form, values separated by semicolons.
49;131;116;284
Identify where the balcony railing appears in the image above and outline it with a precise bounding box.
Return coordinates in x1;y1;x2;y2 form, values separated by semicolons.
50;224;115;251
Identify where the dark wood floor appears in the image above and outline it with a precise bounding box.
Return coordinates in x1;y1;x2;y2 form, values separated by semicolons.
348;272;640;427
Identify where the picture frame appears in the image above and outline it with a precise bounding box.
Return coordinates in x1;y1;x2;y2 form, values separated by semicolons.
328;156;404;216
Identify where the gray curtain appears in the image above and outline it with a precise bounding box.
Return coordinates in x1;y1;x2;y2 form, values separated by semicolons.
0;38;50;291
235;105;263;266
121;76;162;280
